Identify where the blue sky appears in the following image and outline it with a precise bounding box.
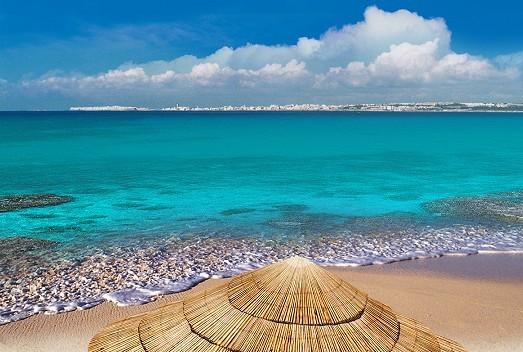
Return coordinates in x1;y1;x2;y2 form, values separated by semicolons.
1;0;522;109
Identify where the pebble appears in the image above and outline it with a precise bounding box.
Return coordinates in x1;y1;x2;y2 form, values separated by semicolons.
1;222;522;325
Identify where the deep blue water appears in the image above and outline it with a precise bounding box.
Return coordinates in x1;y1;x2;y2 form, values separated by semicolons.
1;111;523;246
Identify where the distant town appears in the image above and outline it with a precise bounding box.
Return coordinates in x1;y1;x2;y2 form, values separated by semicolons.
70;102;523;112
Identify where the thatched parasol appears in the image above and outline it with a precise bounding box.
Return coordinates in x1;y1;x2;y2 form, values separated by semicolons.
89;256;466;351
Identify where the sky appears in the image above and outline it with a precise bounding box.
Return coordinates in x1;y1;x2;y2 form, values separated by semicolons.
1;0;523;109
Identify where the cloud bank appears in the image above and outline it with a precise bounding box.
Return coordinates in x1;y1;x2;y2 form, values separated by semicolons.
5;6;523;109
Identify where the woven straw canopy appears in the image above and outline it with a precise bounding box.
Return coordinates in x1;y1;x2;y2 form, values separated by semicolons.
89;257;466;352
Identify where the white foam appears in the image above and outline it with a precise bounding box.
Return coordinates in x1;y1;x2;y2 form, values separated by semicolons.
102;276;207;306
1;223;522;326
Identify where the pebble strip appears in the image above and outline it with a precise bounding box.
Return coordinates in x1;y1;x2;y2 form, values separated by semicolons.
1;222;522;325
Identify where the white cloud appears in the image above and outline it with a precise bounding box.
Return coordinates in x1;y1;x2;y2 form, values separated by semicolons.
27;59;310;93
11;6;523;108
121;6;451;75
317;40;517;88
496;51;523;70
431;53;508;81
150;70;176;84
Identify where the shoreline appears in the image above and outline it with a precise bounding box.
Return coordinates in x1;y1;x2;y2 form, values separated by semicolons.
1;253;522;352
4;109;523;113
2;248;523;326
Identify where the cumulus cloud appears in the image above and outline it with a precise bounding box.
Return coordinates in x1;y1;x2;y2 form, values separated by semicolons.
118;6;451;75
9;6;523;108
317;40;516;88
496;51;523;71
29;59;309;91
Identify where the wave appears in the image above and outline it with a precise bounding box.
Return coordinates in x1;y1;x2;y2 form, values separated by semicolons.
1;221;522;325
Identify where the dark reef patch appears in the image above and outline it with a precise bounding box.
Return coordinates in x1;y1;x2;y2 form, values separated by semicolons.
263;212;345;235
220;208;256;216
272;204;309;212
0;237;59;277
344;212;426;232
77;187;113;195
0;194;73;213
139;205;171;211
78;219;97;225
423;190;523;224
176;217;199;222
386;193;421;201
36;225;82;233
86;214;108;219
113;202;143;209
0;236;58;253
20;213;59;219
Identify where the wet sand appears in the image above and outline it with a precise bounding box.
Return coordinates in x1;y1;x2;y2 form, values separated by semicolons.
0;253;522;352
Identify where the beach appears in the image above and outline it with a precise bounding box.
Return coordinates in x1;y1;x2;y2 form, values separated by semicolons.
2;112;523;350
3;112;523;323
0;253;522;352
4;0;523;349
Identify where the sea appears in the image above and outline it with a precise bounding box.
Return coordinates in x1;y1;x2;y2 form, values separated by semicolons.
1;111;523;323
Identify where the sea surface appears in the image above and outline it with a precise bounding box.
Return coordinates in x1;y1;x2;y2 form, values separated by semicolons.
1;111;523;323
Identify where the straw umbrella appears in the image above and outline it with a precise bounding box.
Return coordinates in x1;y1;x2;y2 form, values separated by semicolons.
89;256;466;351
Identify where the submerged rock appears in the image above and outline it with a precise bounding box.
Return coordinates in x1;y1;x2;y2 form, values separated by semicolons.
272;204;309;212
220;208;256;216
0;237;59;278
20;213;58;219
139;205;170;211
112;202;142;209
0;194;73;213
0;236;59;253
344;212;424;233
424;191;523;223
263;212;345;234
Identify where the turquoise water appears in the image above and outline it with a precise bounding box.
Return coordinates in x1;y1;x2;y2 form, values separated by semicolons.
3;111;523;322
2;111;523;245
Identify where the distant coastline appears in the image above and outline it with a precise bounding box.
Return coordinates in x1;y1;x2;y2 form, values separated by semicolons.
69;102;523;113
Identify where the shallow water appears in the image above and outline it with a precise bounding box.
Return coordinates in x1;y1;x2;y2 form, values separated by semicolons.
2;111;523;242
1;111;523;323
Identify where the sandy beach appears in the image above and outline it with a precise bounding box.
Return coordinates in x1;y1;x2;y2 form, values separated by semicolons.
0;253;522;352
4;0;523;349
